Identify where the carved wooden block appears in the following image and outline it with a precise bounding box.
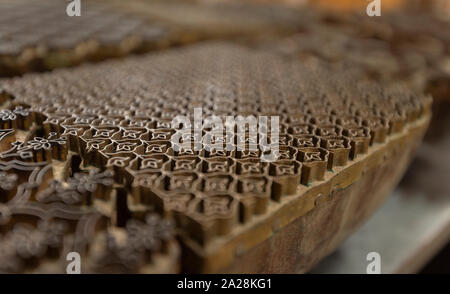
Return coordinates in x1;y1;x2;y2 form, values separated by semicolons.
0;43;431;273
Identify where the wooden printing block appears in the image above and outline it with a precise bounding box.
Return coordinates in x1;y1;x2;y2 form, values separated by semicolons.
0;43;431;273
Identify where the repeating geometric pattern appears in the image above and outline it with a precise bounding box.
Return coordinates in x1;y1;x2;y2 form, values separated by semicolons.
0;43;430;270
0;106;177;273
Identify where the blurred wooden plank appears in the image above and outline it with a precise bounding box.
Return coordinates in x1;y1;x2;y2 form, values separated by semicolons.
310;139;450;274
310;191;450;274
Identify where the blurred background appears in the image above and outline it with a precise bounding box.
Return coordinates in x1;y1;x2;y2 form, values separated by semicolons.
0;0;449;273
